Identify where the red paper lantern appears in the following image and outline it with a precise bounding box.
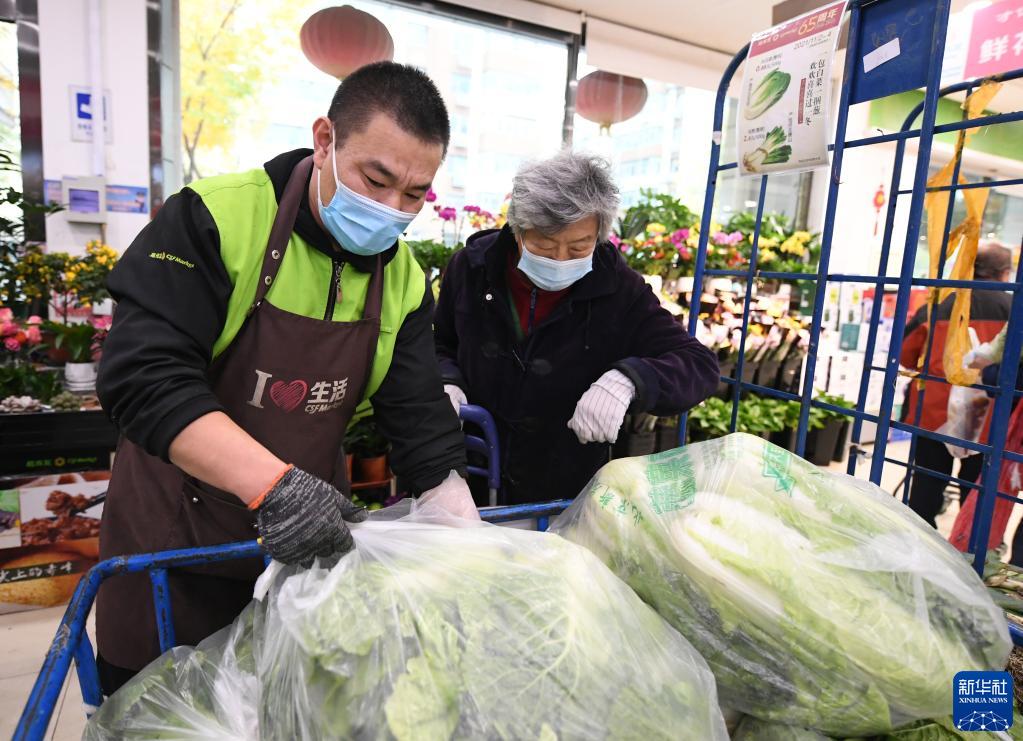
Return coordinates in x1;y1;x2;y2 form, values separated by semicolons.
300;5;394;80
575;71;648;131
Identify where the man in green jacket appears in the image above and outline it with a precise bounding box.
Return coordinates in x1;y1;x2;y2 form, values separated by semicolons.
94;62;474;693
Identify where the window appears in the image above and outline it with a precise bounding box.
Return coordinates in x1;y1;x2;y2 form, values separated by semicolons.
178;0;570;237
0;20;19;193
573;54;718;211
451;71;471;98
447;155;468;189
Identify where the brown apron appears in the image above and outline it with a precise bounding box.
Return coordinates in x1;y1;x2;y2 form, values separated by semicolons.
96;156;383;670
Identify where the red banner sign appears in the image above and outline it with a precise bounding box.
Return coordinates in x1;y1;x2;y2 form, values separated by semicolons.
964;0;1023;79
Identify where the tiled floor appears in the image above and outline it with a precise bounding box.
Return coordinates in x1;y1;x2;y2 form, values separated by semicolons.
0;606;93;739
0;439;1014;738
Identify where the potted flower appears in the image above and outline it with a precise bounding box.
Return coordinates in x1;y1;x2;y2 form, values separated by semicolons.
0;309;61;404
345;415;391;483
43;316;111;392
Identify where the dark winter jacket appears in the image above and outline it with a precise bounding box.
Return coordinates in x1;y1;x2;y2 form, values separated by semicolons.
97;149;464;494
434;226;718;504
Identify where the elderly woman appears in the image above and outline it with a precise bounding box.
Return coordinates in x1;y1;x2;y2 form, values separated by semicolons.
434;151;718;505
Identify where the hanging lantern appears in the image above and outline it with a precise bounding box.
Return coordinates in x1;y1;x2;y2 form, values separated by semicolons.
872;183;886;236
300;5;394;80
575;71;648;132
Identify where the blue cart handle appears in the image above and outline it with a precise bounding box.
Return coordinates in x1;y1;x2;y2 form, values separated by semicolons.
459;403;501;504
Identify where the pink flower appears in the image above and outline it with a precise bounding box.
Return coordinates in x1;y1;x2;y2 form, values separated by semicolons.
26;315;43;325
424;189;437;203
0;308;11;323
712;231;729;244
463;205;481;214
438;207;458;222
479;210;493;220
91;316;112;331
726;230;744;245
0;321;15;337
670;228;690;245
608;233;621;247
677;245;691;259
26;325;42;344
4;336;21;352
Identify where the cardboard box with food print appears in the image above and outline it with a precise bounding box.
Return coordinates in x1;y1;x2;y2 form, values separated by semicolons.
0;471;109;614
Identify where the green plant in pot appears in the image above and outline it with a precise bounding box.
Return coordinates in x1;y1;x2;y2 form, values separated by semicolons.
687;397;732;442
345;415;391;483
44;316;111;392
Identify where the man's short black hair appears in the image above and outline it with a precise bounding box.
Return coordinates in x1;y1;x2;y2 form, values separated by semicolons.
975;241;1013;280
327;62;450;154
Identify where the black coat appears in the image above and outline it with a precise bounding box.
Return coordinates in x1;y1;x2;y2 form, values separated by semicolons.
435;226;718;504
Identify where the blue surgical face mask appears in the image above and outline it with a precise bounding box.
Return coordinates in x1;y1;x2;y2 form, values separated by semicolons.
316;129;417;256
517;238;594;291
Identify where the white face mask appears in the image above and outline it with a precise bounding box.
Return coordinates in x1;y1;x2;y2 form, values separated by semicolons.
516;238;594;291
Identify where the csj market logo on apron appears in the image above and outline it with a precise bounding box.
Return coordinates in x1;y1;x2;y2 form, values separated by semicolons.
246;369;348;415
953;671;1014;732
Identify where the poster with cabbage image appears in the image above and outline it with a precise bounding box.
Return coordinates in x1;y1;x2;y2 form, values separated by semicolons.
738;1;848;176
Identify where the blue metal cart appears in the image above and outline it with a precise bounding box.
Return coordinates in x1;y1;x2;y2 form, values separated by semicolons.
14;405;569;740
682;0;1023;586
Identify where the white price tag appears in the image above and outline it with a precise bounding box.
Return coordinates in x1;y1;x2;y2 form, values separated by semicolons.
863;37;901;73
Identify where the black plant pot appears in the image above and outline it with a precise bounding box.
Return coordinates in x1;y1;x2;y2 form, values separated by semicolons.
832;420;851;463
805;419;843;466
769;428;797;452
778;355;805;394
614;429;657;458
756;359;782;390
687;427;713;445
739;360;759;398
655;424;680;452
717;359;736;399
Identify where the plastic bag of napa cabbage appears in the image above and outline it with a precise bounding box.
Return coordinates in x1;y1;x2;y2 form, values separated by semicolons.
551;432;1012;737
84;503;727;740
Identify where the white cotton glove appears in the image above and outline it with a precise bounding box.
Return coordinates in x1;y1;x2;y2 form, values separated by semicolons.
568;369;635;444
444;384;467;416
417;471;481;521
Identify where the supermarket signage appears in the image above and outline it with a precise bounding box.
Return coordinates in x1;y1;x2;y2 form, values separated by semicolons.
68;85;113;143
737;0;848;177
964;0;1023;79
952;671;1013;732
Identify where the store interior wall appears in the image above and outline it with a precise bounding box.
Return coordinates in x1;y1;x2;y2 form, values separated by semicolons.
38;0;149;256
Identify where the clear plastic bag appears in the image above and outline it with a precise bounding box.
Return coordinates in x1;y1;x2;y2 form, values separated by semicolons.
732;717;830;740
86;507;728;740
551;433;1011;737
938;384;991;458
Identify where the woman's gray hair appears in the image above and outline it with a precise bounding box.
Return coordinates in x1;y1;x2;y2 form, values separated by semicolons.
506;150;620;240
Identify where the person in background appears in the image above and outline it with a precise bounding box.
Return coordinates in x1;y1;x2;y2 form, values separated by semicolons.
899;240;1013;527
95;62;473;694
434;151;719;505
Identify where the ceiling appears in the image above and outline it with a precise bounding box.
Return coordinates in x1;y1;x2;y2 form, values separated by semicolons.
541;0;773;54
537;0;992;55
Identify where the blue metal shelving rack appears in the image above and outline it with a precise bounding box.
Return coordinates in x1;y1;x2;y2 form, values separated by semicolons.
683;0;1023;578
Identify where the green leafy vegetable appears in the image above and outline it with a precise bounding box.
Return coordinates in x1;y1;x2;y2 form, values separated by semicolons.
86;514;728;740
733;714;1023;741
745;70;791;119
743;126;792;172
553;433;1012;737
